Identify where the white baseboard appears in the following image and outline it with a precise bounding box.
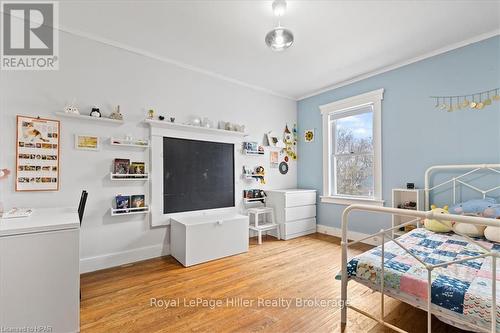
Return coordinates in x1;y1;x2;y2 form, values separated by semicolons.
316;224;380;246
80;244;170;273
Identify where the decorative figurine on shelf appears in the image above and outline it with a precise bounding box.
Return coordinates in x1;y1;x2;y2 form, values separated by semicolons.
63;99;79;114
255;166;265;184
243;166;252;175
110;105;123;120
255;166;265;175
283;124;297;160
158;115;165;121
90;106;101;118
147;109;155;119
169;117;175;123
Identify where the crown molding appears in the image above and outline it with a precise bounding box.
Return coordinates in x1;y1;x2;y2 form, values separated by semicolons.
2;8;497;102
0;8;294;100
298;29;500;101
56;24;296;101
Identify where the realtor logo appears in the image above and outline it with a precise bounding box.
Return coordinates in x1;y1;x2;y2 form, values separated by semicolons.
1;1;59;70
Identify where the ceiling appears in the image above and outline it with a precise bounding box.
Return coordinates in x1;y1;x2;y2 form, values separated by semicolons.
59;1;500;100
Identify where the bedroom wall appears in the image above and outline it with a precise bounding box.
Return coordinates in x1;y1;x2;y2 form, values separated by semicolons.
297;36;500;235
0;32;297;273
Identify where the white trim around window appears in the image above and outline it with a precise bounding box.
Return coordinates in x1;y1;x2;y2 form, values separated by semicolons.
319;88;384;206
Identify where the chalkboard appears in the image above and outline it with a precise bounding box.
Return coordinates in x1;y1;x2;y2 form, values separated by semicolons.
163;137;235;214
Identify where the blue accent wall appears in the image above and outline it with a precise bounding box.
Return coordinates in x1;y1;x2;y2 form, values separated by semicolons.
297;36;500;234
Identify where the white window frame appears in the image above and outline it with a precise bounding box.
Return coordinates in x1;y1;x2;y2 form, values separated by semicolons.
319;88;384;206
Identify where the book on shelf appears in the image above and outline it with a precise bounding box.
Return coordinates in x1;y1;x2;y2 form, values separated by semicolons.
129;162;145;175
113;158;130;174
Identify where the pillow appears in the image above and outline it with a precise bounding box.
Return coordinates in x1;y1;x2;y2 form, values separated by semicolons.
424;205;453;233
448;198;497;216
452;222;485;237
484;226;500;243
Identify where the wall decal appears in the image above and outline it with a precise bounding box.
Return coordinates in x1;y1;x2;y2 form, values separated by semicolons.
304;129;315;143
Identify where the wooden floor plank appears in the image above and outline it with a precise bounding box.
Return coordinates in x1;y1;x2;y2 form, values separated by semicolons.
81;233;467;332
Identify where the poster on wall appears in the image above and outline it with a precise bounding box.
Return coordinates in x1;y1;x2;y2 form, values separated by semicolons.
15;115;60;191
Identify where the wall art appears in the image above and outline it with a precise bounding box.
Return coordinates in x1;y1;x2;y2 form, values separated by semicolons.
16;115;60;191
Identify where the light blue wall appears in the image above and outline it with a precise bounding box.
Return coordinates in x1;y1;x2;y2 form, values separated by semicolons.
297;36;500;234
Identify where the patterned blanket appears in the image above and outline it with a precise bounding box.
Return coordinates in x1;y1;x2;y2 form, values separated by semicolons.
343;228;500;330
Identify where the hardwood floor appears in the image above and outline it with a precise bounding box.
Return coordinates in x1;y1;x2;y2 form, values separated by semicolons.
81;233;469;333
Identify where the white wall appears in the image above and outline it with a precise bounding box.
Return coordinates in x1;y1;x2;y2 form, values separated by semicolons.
0;32;297;272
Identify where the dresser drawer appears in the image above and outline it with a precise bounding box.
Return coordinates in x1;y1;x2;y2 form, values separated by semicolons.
284;205;316;222
283;218;316;235
285;191;316;208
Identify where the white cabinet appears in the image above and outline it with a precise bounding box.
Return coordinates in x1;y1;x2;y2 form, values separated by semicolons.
265;189;317;240
392;188;424;237
170;213;249;267
0;208;80;333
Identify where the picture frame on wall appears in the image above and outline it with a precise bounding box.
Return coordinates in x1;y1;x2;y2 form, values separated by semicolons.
15;115;60;192
270;151;279;168
75;134;100;151
266;131;285;148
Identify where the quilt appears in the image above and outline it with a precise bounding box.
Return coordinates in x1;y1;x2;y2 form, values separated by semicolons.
342;228;500;330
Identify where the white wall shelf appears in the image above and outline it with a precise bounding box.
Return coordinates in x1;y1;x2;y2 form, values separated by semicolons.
144;119;247;137
243;174;265;180
110;206;150;216
243;197;266;203
243;150;264;156
55;112;123;124
110;138;150;148
110;173;149;181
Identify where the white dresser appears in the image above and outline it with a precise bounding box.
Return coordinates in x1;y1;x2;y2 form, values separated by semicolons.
0;207;80;333
170;213;249;267
265;189;317;240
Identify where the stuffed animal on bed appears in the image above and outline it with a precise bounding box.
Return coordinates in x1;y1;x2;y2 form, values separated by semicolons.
481;205;500;243
424;205;453;232
452;218;487;237
448;198;497;215
447;198;497;237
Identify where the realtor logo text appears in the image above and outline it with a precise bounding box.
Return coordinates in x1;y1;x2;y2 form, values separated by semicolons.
151;297;349;310
1;1;59;70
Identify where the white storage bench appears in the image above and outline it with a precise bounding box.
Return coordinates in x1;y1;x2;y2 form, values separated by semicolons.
170;213;249;267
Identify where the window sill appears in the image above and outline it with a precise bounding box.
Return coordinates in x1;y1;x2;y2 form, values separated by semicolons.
320;195;385;206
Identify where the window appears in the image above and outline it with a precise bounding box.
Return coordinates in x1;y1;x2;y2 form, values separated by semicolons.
320;89;384;206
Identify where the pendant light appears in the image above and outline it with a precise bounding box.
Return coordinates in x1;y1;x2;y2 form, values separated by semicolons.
265;0;294;52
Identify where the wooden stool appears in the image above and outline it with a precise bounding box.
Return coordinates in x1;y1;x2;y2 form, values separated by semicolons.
248;207;280;244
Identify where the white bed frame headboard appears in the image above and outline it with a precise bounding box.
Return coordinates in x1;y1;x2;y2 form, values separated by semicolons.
424;163;500;210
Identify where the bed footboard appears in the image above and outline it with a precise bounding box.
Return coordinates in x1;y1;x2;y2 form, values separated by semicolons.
340;204;499;333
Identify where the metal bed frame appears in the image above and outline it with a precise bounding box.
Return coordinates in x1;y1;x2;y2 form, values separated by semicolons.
340;164;500;332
